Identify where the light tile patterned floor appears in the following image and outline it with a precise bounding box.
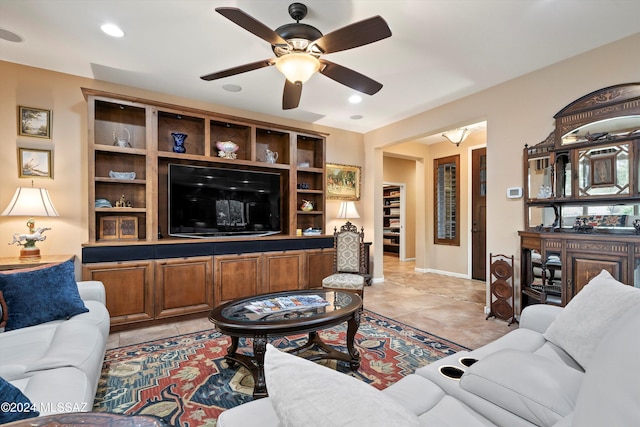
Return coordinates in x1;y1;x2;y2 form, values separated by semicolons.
106;255;513;350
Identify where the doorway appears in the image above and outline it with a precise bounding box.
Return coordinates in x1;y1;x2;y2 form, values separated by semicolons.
471;147;487;280
382;182;407;261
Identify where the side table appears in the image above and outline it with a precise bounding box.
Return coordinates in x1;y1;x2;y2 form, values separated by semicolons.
0;254;75;271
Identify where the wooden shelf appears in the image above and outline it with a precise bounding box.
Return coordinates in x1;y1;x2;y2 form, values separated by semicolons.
84;88;326;243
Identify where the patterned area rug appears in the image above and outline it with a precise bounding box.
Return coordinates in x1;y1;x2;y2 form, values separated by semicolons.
93;310;469;426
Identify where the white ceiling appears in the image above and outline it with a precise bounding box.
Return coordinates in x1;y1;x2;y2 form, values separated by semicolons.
1;0;639;135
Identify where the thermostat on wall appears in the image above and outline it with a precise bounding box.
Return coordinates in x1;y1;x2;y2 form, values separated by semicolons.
506;187;523;199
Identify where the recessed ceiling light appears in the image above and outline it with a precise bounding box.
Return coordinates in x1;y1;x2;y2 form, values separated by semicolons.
0;28;23;42
223;84;242;93
350;115;363;120
348;95;362;104
101;23;125;38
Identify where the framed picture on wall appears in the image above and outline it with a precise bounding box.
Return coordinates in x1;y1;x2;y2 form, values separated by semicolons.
326;163;361;201
18;106;52;138
18;148;53;179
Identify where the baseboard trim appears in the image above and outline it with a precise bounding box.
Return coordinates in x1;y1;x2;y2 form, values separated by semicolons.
372;276;385;284
416;268;471;280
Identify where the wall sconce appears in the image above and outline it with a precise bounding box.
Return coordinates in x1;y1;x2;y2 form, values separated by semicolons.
337;201;360;226
442;128;470;146
1;186;59;259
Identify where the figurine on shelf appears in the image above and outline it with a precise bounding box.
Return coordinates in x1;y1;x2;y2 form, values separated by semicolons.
634;219;640;234
573;217;594;233
115;194;132;208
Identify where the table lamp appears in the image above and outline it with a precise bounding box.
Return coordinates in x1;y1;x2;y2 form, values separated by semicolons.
1;186;59;260
336;201;360;227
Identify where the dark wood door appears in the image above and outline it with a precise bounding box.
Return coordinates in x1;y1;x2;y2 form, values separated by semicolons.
472;147;487;280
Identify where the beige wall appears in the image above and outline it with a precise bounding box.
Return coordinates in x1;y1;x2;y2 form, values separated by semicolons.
365;33;640;306
0;61;364;277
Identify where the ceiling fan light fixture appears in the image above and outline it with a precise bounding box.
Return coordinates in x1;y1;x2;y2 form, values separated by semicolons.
442;127;470;146
275;53;320;84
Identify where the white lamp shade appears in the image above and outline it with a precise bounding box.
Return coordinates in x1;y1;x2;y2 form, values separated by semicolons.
1;187;59;217
275;53;320;84
337;201;360;219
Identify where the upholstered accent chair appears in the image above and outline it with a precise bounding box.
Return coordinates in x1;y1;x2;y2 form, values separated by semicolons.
322;222;368;300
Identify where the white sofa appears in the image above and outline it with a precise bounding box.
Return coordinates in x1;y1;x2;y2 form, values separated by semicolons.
217;270;640;426
0;280;110;417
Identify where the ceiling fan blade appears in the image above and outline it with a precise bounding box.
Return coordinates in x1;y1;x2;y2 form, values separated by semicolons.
283;80;302;110
200;59;276;81
216;7;288;46
319;59;383;95
311;16;391;54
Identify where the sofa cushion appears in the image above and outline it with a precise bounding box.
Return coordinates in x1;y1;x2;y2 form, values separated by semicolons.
263;344;419;427
382;374;495;426
543;269;640;369
0;376;39;423
0;290;7;328
571;307;640;426
460;349;583;427
0;323;58;380
12;367;93;415
25;321;105;375
0;260;88;331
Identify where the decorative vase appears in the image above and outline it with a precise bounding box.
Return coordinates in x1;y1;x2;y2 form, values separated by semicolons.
300;200;315;211
171;132;188;153
113;128;131;148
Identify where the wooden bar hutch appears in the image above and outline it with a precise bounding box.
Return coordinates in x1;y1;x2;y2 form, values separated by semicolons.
520;83;640;310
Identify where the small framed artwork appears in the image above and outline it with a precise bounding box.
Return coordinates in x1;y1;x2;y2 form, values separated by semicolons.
591;155;615;186
326;163;361;201
18;148;53;179
18;106;52;138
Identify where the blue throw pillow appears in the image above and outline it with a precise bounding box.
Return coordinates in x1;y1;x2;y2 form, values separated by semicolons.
0;376;39;423
0;260;88;331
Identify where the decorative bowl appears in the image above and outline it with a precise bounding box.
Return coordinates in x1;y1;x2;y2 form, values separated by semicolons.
109;170;136;180
95;199;113;208
216;141;239;159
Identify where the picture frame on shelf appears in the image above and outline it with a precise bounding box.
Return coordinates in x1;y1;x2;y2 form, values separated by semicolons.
326;163;361;201
18;148;53;179
18;106;52;138
591;155;615;186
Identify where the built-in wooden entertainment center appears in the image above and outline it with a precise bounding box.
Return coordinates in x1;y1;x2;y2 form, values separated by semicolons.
80;88;335;329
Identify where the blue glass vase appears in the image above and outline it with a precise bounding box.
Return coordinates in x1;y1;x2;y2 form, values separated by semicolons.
171;132;188;153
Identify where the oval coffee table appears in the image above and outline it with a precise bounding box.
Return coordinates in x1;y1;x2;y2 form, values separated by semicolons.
209;289;362;398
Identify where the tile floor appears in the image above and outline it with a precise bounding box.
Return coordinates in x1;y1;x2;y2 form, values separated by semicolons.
106;255;513;350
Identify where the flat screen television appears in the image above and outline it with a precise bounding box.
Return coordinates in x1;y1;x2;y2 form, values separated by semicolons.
168;163;281;238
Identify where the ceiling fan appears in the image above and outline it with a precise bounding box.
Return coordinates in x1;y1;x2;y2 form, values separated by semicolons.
200;2;392;110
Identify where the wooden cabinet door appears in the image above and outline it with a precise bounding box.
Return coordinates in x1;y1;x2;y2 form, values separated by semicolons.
82;260;154;326
264;251;305;293
214;253;263;305
566;253;627;302
306;249;335;289
154;256;213;319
